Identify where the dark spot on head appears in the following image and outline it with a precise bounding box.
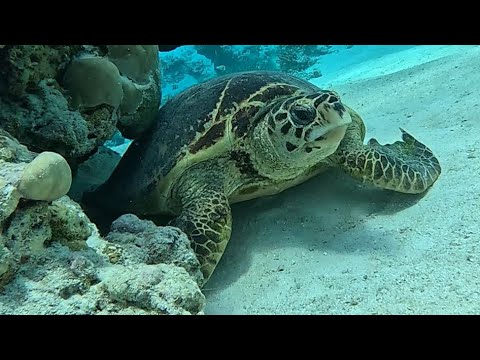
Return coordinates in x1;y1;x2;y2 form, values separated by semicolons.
306;93;320;100
268;115;276;128
295;127;303;139
305;147;313;153
276;112;288;121
286;142;298;152
271;101;282;114
281;122;292;135
328;96;338;104
314;94;329;108
207;256;218;266
333;102;345;114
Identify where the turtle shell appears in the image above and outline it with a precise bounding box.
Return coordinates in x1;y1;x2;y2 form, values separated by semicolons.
96;71;320;214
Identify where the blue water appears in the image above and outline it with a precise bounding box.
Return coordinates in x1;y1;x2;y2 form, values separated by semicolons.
159;45;416;101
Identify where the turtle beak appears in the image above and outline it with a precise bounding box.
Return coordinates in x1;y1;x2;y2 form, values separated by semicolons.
306;105;352;143
306;123;348;143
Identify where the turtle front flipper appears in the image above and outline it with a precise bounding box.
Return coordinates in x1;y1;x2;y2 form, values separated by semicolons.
337;129;441;194
169;164;232;286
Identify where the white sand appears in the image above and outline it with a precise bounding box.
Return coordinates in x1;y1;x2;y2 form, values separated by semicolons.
204;45;480;314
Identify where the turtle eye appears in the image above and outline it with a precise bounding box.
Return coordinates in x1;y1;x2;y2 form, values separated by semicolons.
290;105;316;126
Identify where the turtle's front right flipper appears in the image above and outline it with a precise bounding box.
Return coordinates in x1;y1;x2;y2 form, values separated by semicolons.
337;129;441;194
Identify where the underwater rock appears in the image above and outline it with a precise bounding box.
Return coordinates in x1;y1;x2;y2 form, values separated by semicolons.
0;130;72;222
0;45;161;163
77;45;161;139
3;197;93;258
63;56;124;109
0;45;82;97
0;128;36;163
106;214;203;284
107;45;158;85
0;78;106;162
49;197;93;251
101;263;205;315
0;131;203;314
0;196;92;291
0;245;16;288
0;203;205;314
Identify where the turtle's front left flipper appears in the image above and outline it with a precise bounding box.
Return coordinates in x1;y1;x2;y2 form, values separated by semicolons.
336;129;441;194
169;163;232;286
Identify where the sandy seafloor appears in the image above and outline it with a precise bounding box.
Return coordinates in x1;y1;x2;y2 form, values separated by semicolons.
204;45;480;314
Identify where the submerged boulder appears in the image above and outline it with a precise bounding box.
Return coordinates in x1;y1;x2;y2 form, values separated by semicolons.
0;45;161;164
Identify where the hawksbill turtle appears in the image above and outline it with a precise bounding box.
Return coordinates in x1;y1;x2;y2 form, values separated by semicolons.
87;71;441;286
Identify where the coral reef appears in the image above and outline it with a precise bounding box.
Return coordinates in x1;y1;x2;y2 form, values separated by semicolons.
0;45;161;164
160;46;216;101
277;45;335;78
160;45;281;101
105;45;161;138
160;45;342;101
0;129;205;314
0;129;72;223
106;214;203;284
195;45;278;74
0;211;205;314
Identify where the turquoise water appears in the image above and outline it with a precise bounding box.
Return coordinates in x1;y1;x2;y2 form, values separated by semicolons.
159;45;416;101
1;45;479;315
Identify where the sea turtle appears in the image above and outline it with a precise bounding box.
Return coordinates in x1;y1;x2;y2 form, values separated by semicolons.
88;71;441;286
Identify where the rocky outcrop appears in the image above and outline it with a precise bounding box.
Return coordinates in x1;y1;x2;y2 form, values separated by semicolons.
0;129;205;315
0;45;161;164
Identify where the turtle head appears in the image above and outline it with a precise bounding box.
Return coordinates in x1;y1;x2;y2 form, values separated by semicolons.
265;90;352;164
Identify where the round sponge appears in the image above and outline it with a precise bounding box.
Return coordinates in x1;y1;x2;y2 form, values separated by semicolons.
18;152;72;201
